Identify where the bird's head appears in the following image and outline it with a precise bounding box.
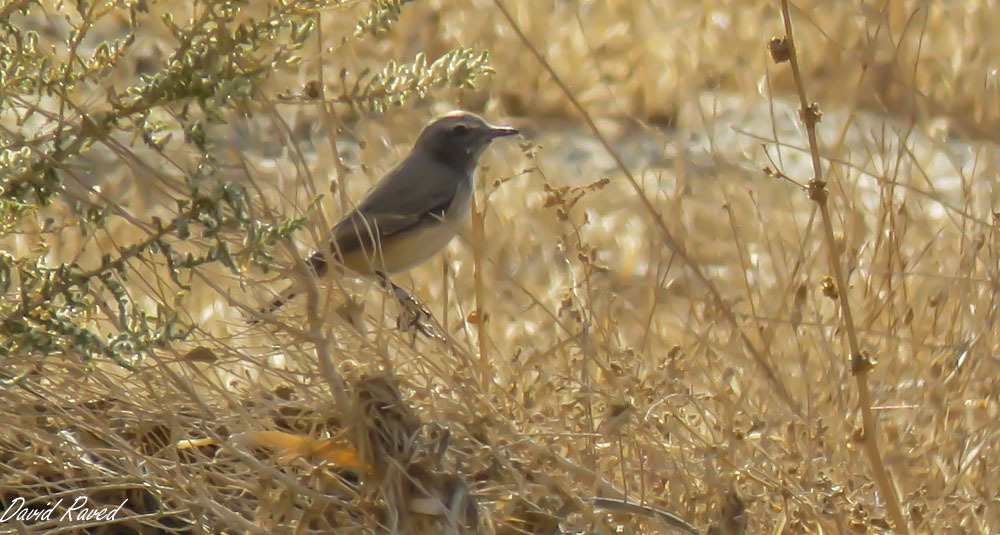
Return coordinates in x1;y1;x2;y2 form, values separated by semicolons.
413;111;518;173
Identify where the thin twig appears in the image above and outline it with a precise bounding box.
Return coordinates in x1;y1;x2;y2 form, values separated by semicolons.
593;497;700;535
310;9;351;439
776;2;908;532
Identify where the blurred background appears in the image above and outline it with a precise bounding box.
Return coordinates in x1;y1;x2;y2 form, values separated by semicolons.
1;1;998;533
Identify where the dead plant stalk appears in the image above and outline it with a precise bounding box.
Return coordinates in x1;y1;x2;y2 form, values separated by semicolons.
471;195;491;388
776;1;908;532
308;10;354;461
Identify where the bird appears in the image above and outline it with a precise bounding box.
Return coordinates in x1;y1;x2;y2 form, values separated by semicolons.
257;110;518;322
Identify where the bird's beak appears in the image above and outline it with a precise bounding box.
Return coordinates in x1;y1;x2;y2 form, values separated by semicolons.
487;125;519;138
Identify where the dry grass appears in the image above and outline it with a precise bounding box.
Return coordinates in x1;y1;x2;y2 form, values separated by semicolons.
2;0;999;533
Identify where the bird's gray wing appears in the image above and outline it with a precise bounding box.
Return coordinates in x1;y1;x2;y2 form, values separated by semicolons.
354;148;461;218
309;150;461;276
256;151;462;317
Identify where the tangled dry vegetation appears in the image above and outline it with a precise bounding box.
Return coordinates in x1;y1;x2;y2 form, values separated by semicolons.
1;0;998;533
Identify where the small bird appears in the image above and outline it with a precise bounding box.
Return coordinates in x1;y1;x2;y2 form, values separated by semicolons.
259;111;518;320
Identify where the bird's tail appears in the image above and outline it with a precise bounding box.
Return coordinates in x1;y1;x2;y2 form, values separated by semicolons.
247;285;299;324
263;285;300;315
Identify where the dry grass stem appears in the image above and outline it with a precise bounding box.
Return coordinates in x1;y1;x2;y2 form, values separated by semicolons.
776;1;908;532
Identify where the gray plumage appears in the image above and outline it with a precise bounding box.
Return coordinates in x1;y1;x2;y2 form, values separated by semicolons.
262;111;518;314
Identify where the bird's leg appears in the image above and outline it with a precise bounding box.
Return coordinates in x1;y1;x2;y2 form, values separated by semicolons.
375;272;436;337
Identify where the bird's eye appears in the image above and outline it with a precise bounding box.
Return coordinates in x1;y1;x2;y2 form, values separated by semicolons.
452;125;470;136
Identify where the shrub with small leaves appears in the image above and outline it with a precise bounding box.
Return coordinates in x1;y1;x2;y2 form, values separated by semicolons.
0;0;496;368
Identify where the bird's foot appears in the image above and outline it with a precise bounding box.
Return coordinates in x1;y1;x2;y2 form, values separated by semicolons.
374;272;440;340
391;284;437;339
